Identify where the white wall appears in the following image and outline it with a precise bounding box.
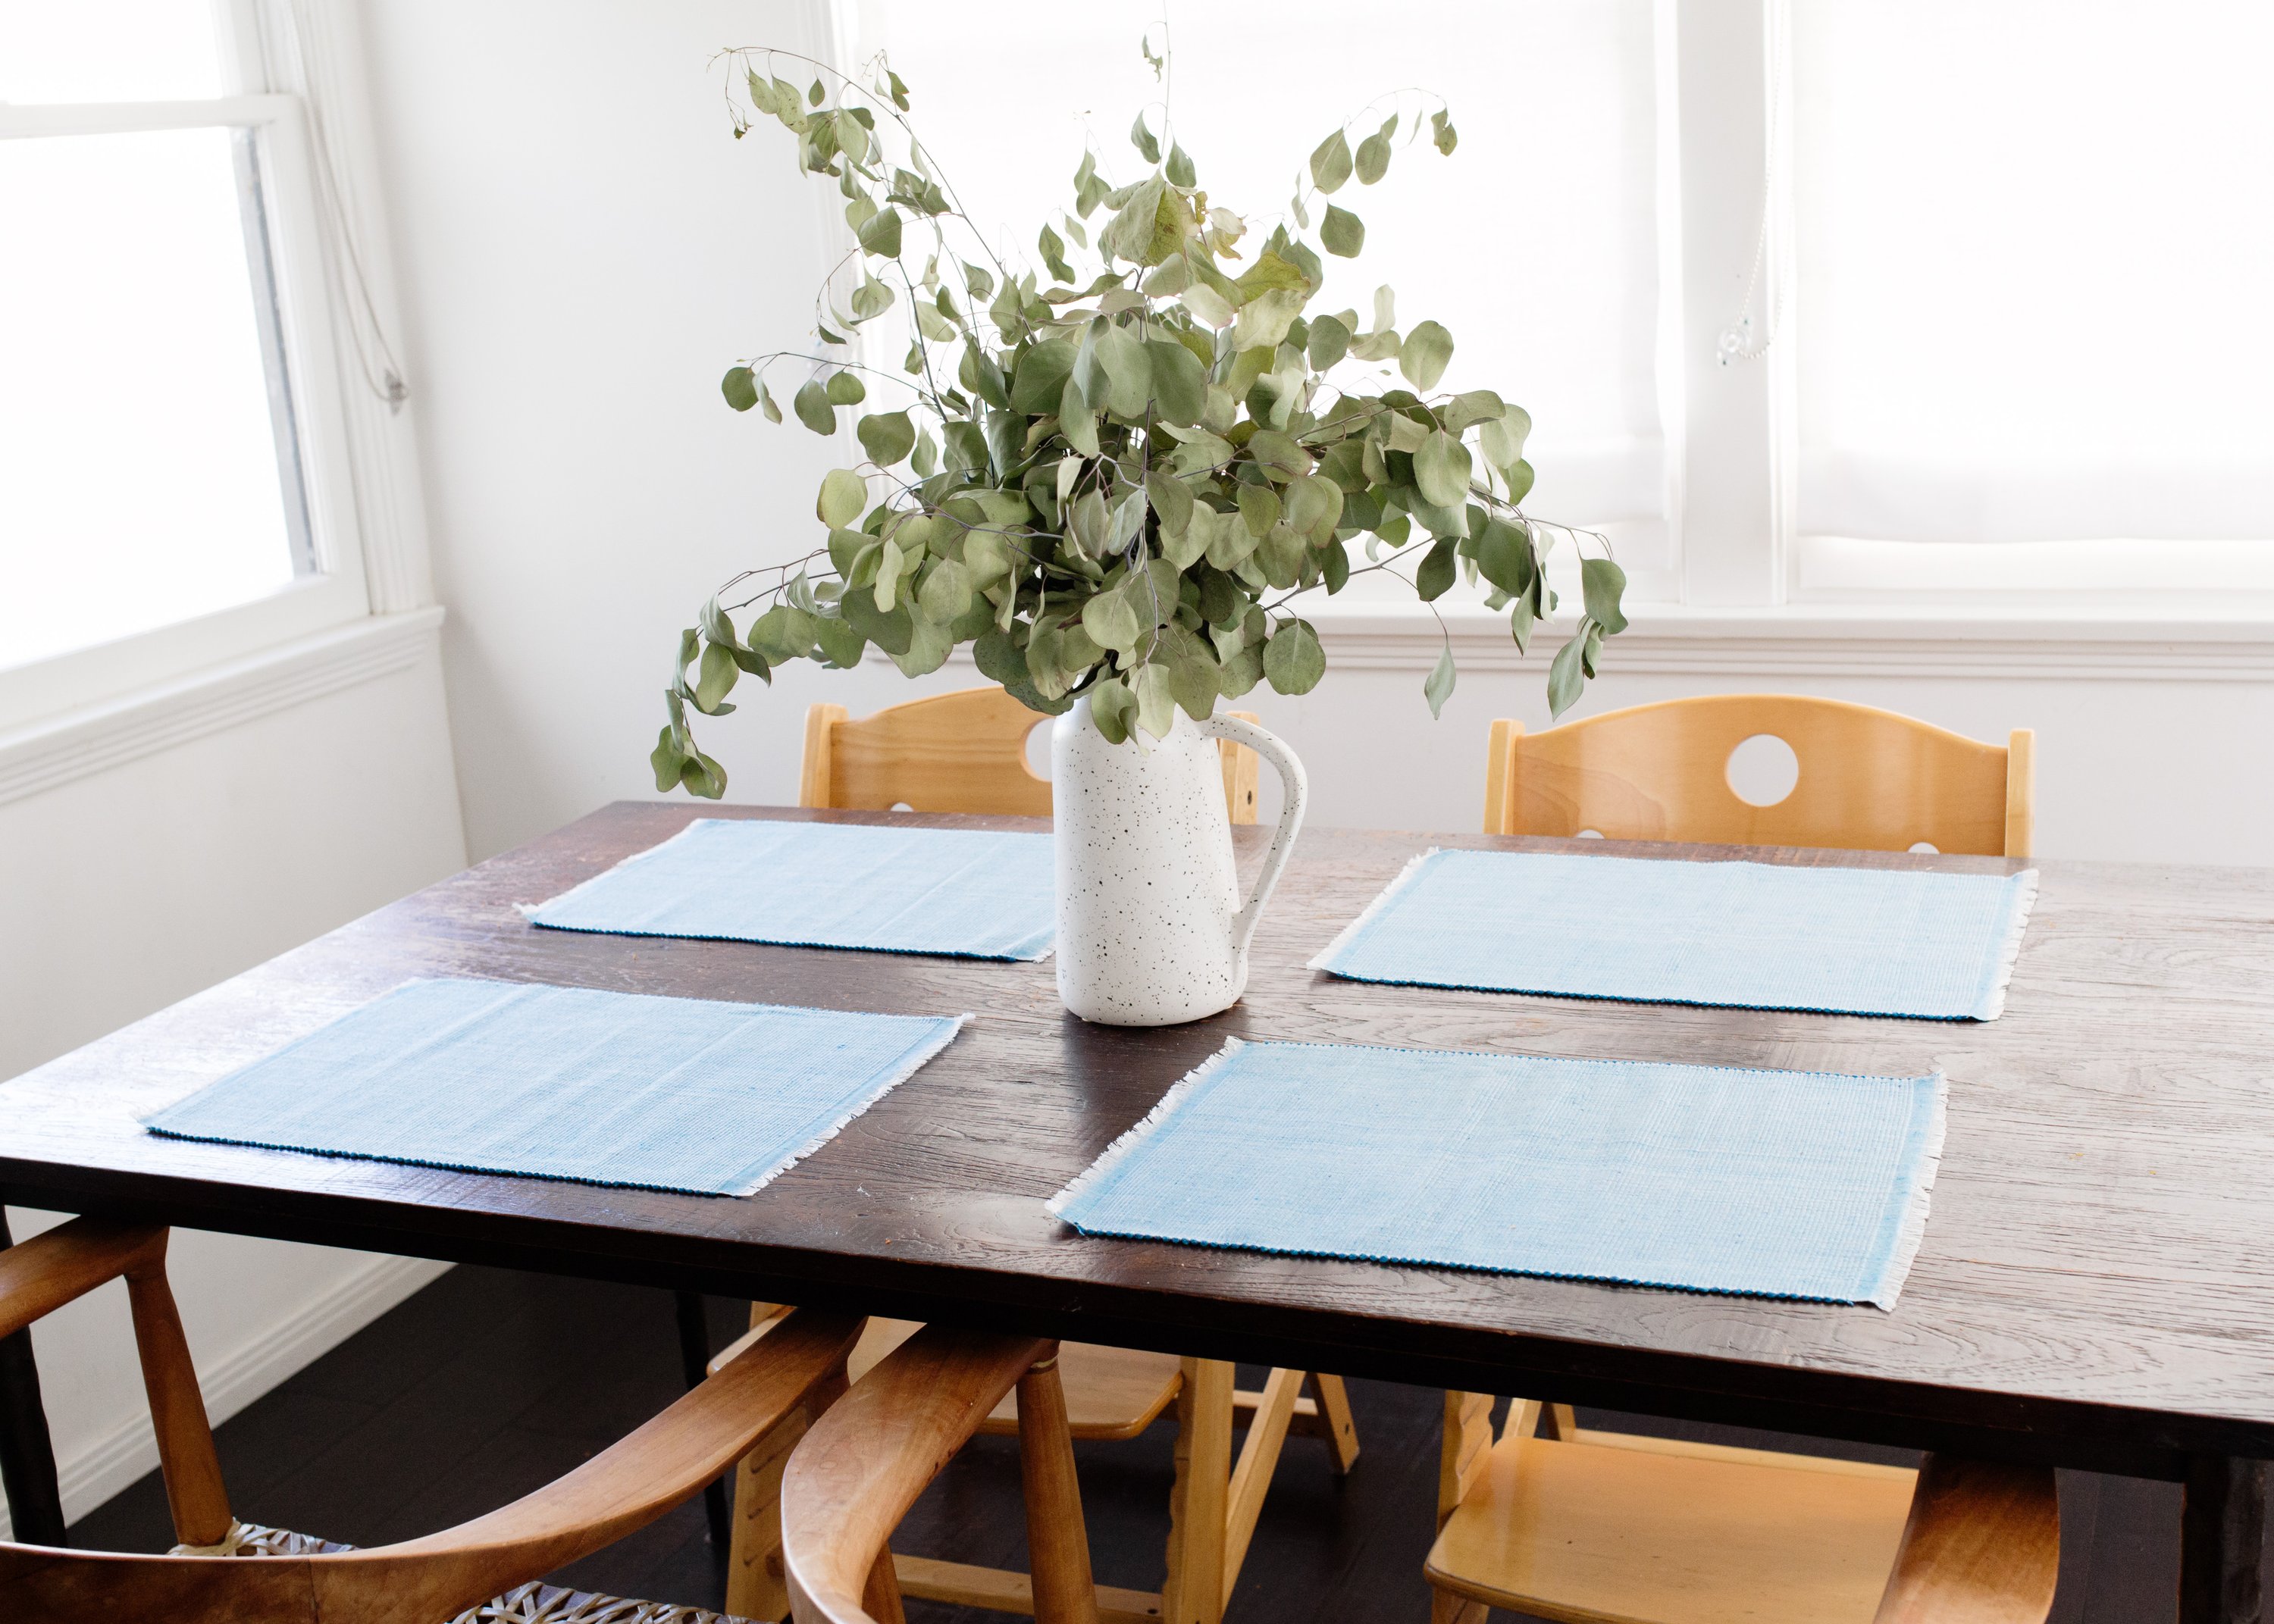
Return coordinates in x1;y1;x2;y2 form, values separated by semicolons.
1;618;466;1534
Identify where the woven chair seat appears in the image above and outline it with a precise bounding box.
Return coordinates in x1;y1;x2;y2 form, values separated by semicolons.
199;1522;749;1622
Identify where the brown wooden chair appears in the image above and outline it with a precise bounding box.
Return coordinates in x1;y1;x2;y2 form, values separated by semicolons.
0;1214;863;1624
780;1324;1099;1624
1428;1397;2059;1623
1483;694;2035;856
1444;695;2055;1621
800;685;1261;824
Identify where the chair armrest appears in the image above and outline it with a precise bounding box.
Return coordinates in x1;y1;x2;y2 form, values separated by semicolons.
0;1216;168;1341
1873;1453;2059;1623
783;1325;1055;1624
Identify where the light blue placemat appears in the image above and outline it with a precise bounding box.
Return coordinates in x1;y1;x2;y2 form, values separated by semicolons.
525;818;1056;962
144;977;966;1197
1310;849;2038;1021
1050;1037;1945;1308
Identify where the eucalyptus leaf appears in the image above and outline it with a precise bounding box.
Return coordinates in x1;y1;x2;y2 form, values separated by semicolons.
1414;430;1472;508
1320;204;1365;258
816;468;866;527
857;410;917;465
1423;643;1457;718
1400;320;1455;390
1310;129;1353;193
857;206;903;258
1166;142;1195;187
1547;627;1588;718
1355;128;1392;184
1415;535;1457;601
825;370;866;405
1129;111;1161;164
792;377;835;434
1261;618;1325;695
1145;337;1207;425
722;365;759;411
1306;314;1350;370
1581;555;1630;635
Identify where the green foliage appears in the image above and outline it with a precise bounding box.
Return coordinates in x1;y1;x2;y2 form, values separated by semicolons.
678;39;1624;796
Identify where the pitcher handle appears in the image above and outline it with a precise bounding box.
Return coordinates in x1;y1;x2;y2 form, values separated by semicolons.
1196;712;1308;961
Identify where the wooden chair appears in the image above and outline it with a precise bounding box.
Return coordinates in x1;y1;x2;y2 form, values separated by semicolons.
1428;1397;2059;1623
1444;696;2056;1620
781;1324;1098;1624
1483;695;2034;856
0;1214;866;1624
800;685;1262;824
684;688;1344;1623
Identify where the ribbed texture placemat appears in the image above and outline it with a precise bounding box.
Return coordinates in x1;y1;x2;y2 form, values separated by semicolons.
525;818;1055;961
144;977;966;1196
1050;1037;1945;1308
1310;849;2037;1021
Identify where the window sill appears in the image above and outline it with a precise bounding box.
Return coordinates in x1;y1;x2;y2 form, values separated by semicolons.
0;607;445;809
1300;598;2274;680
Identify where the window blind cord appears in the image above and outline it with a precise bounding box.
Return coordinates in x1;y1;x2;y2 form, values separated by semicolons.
280;0;409;413
1718;33;1783;367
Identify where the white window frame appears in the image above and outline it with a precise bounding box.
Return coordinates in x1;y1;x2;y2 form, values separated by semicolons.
0;0;430;735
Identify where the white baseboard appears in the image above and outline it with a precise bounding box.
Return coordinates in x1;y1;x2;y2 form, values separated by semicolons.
0;1251;452;1541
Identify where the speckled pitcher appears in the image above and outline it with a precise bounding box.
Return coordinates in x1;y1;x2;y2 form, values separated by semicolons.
1051;693;1307;1025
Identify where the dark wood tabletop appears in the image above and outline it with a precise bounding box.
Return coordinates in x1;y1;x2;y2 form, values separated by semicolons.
7;803;2273;1491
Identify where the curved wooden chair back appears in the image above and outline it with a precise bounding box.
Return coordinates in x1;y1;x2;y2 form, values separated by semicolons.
783;1325;1098;1624
803;686;1261;825
0;1216;863;1624
1484;695;2035;856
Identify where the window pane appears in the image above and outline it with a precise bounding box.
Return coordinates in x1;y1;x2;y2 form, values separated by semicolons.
0;0;226;102
1793;2;2274;546
840;0;1665;530
0;128;305;672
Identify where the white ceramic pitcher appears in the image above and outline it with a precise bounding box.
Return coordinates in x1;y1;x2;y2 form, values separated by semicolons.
1051;693;1308;1026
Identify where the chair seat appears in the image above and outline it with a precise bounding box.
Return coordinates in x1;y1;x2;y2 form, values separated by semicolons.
850;1318;1182;1441
1426;1429;1920;1624
216;1522;751;1622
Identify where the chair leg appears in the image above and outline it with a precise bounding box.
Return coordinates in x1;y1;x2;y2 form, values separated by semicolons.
674;1289;731;1548
1307;1372;1361;1474
1017;1356;1101;1624
1162;1358;1235;1624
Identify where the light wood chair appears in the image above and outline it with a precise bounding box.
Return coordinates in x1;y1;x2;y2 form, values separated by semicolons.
1483;694;2035;856
0;1215;865;1624
781;1324;1098;1624
688;684;1341;1622
800;685;1262;825
1428;1397;2059;1623
1446;696;2054;1620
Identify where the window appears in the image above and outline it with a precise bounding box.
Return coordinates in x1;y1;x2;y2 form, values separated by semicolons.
835;0;1675;599
0;0;376;728
1787;0;2274;599
833;1;2274;615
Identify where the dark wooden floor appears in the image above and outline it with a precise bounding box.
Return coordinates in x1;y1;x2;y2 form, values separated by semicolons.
68;1265;2199;1620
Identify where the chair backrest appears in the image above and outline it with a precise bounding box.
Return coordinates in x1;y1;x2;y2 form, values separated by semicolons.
0;1216;862;1624
1483;695;2034;856
802;686;1260;825
781;1324;1098;1624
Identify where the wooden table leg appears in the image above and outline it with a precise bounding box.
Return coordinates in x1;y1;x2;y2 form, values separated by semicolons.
1162;1359;1234;1624
0;1208;67;1548
2183;1454;2268;1624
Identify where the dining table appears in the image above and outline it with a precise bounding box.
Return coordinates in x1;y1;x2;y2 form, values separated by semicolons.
4;800;2273;1622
